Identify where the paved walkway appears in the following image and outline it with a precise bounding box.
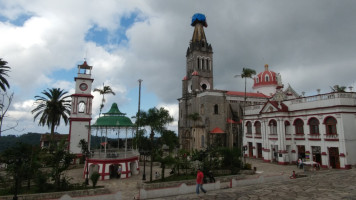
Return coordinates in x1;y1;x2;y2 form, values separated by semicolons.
61;159;356;199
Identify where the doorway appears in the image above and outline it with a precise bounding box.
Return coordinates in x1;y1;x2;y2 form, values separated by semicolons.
328;147;340;169
248;142;253;157
257;143;262;158
312;146;322;165
297;145;305;160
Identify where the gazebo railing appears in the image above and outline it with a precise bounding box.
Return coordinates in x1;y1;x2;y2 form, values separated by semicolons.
90;148;139;159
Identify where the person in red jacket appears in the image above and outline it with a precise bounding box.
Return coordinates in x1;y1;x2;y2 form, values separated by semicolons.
196;169;207;194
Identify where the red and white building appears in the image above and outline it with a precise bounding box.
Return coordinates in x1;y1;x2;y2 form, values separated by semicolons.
243;65;356;169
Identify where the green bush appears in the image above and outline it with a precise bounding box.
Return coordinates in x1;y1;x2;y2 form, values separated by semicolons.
90;172;100;188
244;163;252;170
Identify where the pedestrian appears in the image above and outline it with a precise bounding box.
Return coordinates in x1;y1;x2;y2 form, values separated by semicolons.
196;169;207;195
117;166;122;179
298;158;303;169
208;170;215;183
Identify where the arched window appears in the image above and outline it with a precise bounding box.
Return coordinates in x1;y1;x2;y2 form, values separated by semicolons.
254;121;261;135
201;135;205;148
294;119;304;135
265;75;269;82
269;120;277;135
308;118;320;135
256;77;259;83
214;104;219;114
284;121;291;135
200;104;204;115
246;121;252;134
325;117;337;135
78;101;85;113
197;58;200;70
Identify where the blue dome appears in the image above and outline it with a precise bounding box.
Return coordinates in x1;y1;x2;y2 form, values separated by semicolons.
191;13;207;27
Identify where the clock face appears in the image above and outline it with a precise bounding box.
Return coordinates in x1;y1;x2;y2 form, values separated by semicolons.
79;83;88;91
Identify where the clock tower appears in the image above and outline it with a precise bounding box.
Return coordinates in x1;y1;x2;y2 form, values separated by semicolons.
68;61;94;155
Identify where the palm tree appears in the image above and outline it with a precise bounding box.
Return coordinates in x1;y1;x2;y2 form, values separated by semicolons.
138;107;174;182
93;83;116;116
235;67;256;165
31;88;71;141
331;85;347;92
0;58;10;92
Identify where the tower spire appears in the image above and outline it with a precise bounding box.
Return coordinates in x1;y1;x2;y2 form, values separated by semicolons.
191;13;208;43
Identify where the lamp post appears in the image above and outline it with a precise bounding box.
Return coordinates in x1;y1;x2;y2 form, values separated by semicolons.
141;151;147;180
85;152;90;185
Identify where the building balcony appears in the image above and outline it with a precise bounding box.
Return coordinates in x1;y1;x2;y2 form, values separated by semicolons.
285;134;292;140
268;133;278;140
325;134;339;141
246;133;253;138
308;134;321;141
294;133;305;140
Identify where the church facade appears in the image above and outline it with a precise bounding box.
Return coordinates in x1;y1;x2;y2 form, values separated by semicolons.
178;14;269;151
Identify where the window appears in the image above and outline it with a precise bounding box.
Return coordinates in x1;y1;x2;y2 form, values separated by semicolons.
197;58;200;70
78;101;85;113
294;119;304;134
325;117;337;135
214;104;219;114
254;121;261;135
265;75;269;82
246;121;252;134
200;104;205;115
256;77;259;83
308;118;319;135
284;121;291;135
201;135;205;147
269;120;277;135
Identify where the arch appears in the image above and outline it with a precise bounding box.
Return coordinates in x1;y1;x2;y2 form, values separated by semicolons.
268;119;277;135
284;120;291;135
293;118;304;134
254;121;261;135
308;117;320;135
78;101;86;113
265;74;269;82
324;116;337;135
214;104;219;114
246;121;252;134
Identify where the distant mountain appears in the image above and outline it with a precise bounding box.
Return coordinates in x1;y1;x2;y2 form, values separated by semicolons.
0;132;42;152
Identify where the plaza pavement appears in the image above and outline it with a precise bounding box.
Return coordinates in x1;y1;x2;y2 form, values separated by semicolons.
61;159;356;200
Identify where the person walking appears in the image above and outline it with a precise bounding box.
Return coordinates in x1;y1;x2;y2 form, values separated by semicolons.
196;169;207;195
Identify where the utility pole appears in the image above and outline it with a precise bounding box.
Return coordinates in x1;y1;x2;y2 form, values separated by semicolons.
137;79;142;150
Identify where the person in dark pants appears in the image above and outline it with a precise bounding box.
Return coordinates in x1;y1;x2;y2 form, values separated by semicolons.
208;170;215;183
196;169;207;194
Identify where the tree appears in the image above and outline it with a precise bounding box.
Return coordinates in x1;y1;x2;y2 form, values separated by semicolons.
42;141;75;189
0;92;19;137
235;68;256;165
159;130;179;153
93;83;115;116
188;112;200;128
331;85;346;92
138;107;174;182
0;58;10;92
31;88;71;145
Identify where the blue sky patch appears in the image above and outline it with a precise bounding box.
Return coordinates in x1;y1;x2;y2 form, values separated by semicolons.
85;11;145;47
0;13;33;26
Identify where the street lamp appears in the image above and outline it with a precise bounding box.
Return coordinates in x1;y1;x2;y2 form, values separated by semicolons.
85;152;90;185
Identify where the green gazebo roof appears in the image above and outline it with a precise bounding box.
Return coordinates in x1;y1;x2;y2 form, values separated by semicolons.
92;103;134;127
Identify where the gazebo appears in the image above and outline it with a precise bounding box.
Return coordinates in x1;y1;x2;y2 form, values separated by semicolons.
84;103;140;180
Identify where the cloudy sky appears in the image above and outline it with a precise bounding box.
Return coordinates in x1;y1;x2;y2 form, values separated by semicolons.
1;0;356;137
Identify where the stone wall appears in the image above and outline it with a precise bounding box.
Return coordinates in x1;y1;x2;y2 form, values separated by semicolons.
0;188;110;200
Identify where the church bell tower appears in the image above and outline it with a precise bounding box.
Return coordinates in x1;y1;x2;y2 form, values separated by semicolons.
183;13;213;96
68;61;94;155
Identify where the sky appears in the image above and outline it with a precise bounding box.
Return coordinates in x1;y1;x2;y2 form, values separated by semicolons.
1;0;356;137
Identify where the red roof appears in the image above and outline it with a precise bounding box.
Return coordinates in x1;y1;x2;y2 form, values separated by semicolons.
253;64;278;88
227;118;242;124
210;127;225;134
226;91;269;98
260;100;289;112
192;71;199;76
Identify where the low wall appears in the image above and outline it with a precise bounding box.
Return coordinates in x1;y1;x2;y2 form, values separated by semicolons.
0;188;110;200
231;174;289;187
139;181;221;199
139;172;289;199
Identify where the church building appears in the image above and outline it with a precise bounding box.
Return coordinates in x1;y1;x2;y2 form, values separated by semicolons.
178;14;269;151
